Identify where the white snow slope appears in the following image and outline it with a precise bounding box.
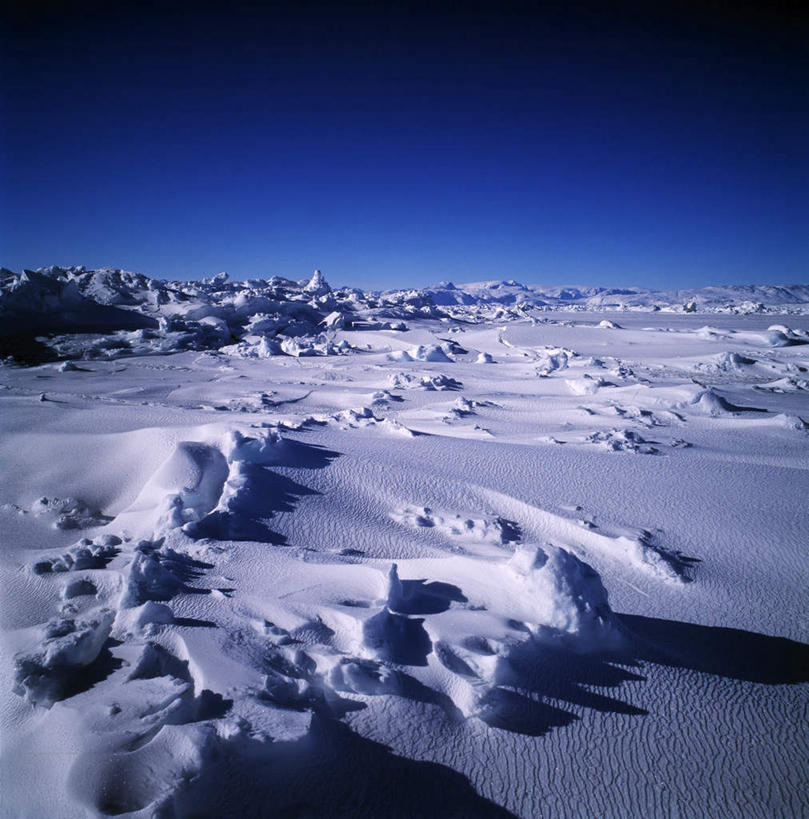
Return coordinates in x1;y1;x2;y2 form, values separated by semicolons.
1;267;808;818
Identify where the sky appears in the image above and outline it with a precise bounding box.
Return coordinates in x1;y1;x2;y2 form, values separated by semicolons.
2;0;808;290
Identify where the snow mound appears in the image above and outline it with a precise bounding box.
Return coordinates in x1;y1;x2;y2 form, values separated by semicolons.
33;537;120;574
506;544;617;644
443;396;476;419
119;543;186;608
220;336;283;358
280;336;349;357
687;388;760;416
586;428;659;454
771;413;808;431
567;374;610;395
394;506;521;550
764;325;807;347
321;310;345;329
30;496;112;530
389;344;454;363
13;608;115;706
694;326;726;340
388;372;462;391
57;360;81;372
378;418;418;437
115;441;229;537
130;600;176;636
423;374;463;391
703;351;758;371
755;376;809;394
535;349;569;376
327;407;417;437
329;657;402;696
223;428;286;465
62;578;98;599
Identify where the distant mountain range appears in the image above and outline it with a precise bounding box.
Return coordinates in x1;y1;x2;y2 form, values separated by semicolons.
2;266;808;348
411;279;809;310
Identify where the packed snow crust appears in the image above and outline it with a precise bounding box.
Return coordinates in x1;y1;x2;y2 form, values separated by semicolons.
1;266;808;818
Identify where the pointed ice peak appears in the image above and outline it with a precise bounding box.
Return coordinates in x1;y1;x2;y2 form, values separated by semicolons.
386;563;404;610
303;269;331;295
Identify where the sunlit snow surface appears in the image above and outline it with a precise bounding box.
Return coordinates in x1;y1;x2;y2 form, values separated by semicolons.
1;268;808;818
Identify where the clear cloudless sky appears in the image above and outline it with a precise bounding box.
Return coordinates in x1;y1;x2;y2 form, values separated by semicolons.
1;0;808;289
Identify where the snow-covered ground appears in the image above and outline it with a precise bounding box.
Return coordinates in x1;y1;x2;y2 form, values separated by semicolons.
1;268;808;818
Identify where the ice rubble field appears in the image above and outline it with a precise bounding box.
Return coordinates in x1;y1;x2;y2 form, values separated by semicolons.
0;268;808;818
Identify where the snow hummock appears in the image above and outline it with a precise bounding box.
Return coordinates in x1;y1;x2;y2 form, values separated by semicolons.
505;544;618;644
13;609;115;706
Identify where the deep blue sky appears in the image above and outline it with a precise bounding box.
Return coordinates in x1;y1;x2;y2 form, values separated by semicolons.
2;0;808;289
